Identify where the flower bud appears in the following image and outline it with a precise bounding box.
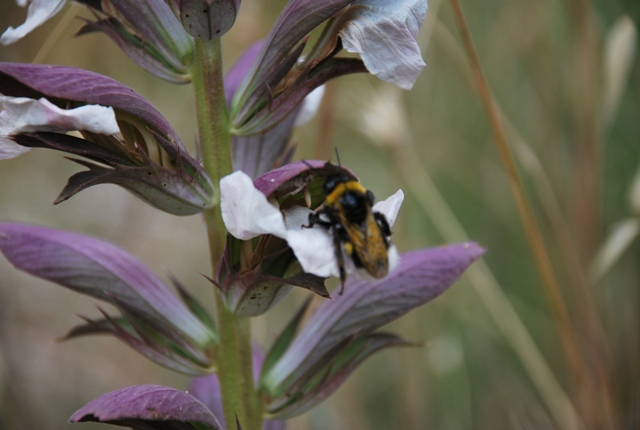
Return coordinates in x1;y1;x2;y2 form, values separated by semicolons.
173;0;241;39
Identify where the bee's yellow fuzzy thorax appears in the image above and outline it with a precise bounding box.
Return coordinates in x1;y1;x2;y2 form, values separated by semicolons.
325;181;367;206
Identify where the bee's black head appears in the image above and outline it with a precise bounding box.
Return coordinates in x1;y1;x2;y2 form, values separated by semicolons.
323;173;351;195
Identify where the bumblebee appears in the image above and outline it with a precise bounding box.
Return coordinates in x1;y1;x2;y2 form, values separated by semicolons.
307;164;392;295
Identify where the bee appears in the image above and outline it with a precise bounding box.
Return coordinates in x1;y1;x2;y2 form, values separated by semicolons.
306;161;392;295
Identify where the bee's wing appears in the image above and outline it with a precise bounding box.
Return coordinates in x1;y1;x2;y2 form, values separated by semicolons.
340;210;389;279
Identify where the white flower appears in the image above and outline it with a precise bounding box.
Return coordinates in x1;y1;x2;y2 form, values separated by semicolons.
0;96;119;160
1;0;66;45
220;170;403;280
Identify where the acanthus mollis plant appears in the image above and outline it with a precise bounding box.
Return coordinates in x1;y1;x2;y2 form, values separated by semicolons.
0;0;484;429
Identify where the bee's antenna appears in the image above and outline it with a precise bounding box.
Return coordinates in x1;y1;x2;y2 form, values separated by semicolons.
301;159;318;173
334;147;341;168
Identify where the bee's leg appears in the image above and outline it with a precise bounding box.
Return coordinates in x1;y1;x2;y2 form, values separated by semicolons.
332;227;348;295
304;210;332;229
337;254;347;295
374;212;392;247
304;212;317;229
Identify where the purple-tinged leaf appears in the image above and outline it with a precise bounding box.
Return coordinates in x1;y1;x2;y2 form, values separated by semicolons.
0;222;215;348
216;230;328;317
62;314;132;340
97;308;214;375
225;41;310;178
69;385;222;429
267;333;412;418
77;18;191;84
237;57;366;135
104;0;193;67
225;41;264;107
75;0;194;82
107;294;212;365
13;131;134;165
231;84;326;176
63;306;213;375
261;299;312;378
230;0;427;133
231;41;307;132
11;133;214;215
171;275;218;336
176;0;241;39
188;374;225;429
231;113;298;178
231;0;353;125
263;418;287;430
262;243;485;392
55;157;213;216
220;261;328;317
0;63;183;147
0;64;215;215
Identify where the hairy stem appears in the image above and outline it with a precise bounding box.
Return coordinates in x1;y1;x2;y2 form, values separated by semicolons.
192;38;261;430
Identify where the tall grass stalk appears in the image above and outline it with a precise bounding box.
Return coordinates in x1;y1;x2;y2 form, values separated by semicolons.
430;9;616;426
391;142;582;430
447;0;587;395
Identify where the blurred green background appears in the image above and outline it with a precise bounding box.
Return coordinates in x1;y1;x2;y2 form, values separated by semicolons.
1;0;639;429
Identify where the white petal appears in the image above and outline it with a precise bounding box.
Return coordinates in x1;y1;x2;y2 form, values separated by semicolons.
373;189;404;227
282;205;312;230
0;96;119;160
0;136;31;160
387;244;400;272
0;96;119;134
220;170;287;240
283;206;339;278
294;85;326;127
1;0;66;45
339;0;427;90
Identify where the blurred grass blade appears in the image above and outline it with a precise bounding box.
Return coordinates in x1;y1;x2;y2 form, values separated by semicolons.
590;218;640;283
448;0;588;405
394;144;583;430
603;15;637;129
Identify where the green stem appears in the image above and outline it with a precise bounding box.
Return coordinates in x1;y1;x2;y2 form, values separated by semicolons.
192;38;261;430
